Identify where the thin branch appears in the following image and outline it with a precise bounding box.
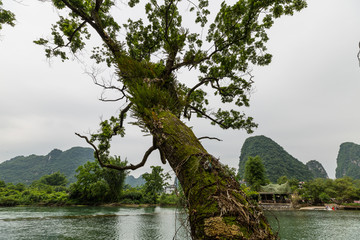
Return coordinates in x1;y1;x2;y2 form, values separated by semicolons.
183;77;216;118
86;68;127;102
189;105;227;129
198;136;223;142
113;102;133;135
66;21;87;46
75;132;156;171
357;41;360;67
60;0;122;57
52;20;87;52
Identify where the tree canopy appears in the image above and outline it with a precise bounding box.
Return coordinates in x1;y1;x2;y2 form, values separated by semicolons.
34;0;307;166
31;0;307;239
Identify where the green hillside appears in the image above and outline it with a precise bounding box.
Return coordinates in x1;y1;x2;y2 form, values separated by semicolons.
238;135;314;182
336;142;360;179
125;175;145;187
306;160;328;179
0;147;94;184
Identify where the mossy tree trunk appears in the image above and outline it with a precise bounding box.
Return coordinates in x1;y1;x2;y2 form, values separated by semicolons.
149;111;276;240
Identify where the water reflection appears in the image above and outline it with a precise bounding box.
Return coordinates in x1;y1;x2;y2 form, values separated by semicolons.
4;206;360;239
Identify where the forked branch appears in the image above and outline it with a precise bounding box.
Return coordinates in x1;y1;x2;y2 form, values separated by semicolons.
75;132;156;171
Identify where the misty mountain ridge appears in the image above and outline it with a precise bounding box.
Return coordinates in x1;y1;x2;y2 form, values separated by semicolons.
0;147;145;186
0;147;94;184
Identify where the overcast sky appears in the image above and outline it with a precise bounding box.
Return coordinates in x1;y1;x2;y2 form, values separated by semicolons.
1;0;359;179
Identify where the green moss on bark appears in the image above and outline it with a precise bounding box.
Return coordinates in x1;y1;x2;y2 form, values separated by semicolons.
148;111;276;239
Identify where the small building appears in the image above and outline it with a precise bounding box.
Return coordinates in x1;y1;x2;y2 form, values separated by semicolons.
258;192;291;204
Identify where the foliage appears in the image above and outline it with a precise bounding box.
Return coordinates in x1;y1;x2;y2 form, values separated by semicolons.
33;0;307;163
69;157;128;203
0;174;70;206
142;166;170;204
0;1;15;30
120;187;145;204
244;156;268;191
336;142;360;179
159;193;179;206
239;184;260;203
306;160;328;179
300;177;360;204
38;171;68;186
239;135;314;182
0;147;94;184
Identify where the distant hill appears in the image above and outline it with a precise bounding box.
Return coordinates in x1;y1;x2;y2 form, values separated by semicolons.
0;147;148;186
306;160;328;179
336;142;360;179
0;147;94;184
238;135;314;182
125;175;145;187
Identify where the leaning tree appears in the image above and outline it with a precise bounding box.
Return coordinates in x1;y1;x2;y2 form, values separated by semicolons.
35;0;306;239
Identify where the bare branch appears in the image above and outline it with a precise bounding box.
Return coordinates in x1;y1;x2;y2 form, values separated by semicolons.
75;132;156;171
198;136;223;141
358;41;360;67
113;102;133;135
86;68;127;102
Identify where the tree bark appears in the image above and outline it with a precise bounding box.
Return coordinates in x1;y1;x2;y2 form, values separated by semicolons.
149;111;276;240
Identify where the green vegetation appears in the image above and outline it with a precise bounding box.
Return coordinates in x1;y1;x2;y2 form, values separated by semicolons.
0;163;178;207
244;156;268;191
300;177;360;204
0;172;70;207
0;147;94;184
142;166;171;204
306;160;328;179
69;157;128;204
336;142;360;179
239;135;314;182
0;1;15;30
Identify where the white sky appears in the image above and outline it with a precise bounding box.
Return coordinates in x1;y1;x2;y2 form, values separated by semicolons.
1;0;360;179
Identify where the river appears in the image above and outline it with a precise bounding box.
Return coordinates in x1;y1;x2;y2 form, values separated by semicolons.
0;206;359;239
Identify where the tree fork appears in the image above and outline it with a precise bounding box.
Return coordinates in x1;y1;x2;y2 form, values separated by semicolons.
149;111;276;240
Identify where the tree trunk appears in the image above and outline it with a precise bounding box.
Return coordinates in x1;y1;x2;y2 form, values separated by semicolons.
149;111;276;240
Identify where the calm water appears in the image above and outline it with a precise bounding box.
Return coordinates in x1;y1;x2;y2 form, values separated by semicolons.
1;206;360;239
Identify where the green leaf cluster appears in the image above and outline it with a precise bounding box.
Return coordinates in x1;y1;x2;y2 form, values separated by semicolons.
0;1;15;30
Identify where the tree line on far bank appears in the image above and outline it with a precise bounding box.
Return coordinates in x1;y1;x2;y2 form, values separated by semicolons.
0;158;178;207
242;156;360;206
